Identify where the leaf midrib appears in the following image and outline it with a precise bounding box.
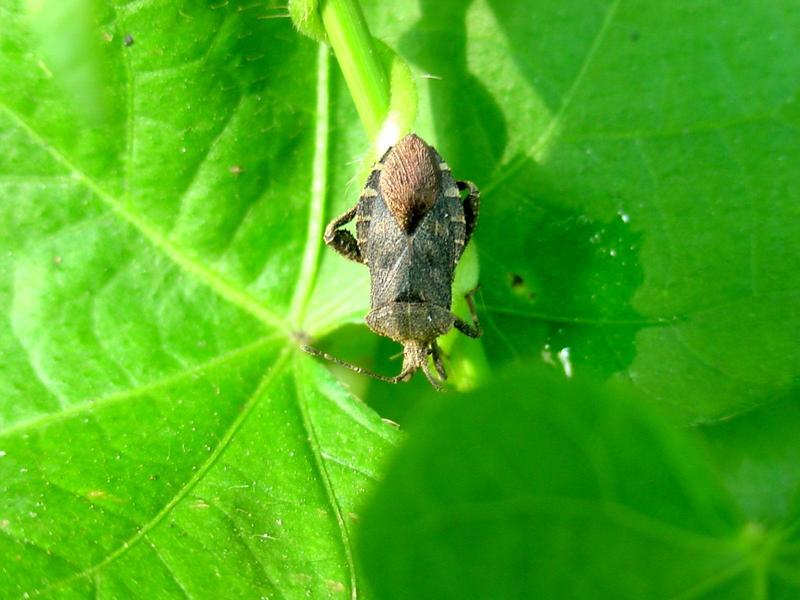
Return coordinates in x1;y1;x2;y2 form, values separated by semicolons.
289;44;331;328
293;358;359;600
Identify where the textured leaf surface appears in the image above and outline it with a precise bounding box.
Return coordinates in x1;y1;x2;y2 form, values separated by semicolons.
2;0;799;597
358;371;800;599
371;0;800;422
0;1;398;597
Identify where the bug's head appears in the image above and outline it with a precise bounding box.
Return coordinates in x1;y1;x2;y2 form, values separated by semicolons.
401;340;444;390
379;133;441;233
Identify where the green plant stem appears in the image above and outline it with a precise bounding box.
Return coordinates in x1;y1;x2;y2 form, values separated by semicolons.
321;0;389;139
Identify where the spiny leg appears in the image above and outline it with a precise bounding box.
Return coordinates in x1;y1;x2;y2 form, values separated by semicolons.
324;204;363;263
420;362;444;391
457;180;480;253
453;285;482;338
430;341;448;381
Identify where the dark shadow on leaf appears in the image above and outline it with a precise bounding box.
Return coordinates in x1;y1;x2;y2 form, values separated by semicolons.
478;155;649;380
399;2;652;383
399;0;507;185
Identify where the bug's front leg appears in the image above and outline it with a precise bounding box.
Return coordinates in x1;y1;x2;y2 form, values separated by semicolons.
452;285;482;338
324;204;363;264
457;180;480;253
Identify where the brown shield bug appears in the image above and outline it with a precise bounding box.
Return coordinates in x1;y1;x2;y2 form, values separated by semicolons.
303;133;481;389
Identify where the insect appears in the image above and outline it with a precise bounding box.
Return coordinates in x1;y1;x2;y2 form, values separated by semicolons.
303;133;481;389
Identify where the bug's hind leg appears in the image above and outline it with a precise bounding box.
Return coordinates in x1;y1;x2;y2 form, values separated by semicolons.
324;204;363;263
430;341;448;381
453;285;482;338
420;361;445;391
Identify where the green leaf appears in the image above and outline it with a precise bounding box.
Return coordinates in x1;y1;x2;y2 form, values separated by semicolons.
382;0;799;421
2;0;799;596
701;391;800;526
358;370;800;599
297;0;800;420
0;2;398;597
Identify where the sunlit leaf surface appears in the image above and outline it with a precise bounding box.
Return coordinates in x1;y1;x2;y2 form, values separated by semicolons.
0;2;398;597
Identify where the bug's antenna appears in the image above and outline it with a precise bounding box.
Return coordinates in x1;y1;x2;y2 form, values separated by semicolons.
301;345;412;384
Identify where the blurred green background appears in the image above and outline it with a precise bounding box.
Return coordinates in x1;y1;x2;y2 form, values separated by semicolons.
0;0;798;597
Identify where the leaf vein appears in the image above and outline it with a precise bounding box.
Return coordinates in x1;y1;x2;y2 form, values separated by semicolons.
321;451;381;482
289;44;330;327
0;334;280;439
202;498;289;600
421;494;740;554
28;349;291;598
484;0;623;194
717;129;760;296
170;93;244;238
143;537;193;600
293;358;359;600
668;559;749;600
0;101;290;336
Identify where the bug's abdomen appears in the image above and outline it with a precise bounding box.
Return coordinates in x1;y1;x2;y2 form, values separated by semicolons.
365;302;453;343
366;194;460;311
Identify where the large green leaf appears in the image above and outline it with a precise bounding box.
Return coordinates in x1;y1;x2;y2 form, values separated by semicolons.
2;0;799;597
0;1;398;597
377;0;798;422
358;371;800;599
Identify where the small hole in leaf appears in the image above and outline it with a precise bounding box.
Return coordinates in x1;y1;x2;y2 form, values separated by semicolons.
507;273;536;301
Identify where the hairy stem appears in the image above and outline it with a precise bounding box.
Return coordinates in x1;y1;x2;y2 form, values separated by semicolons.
320;0;389;139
